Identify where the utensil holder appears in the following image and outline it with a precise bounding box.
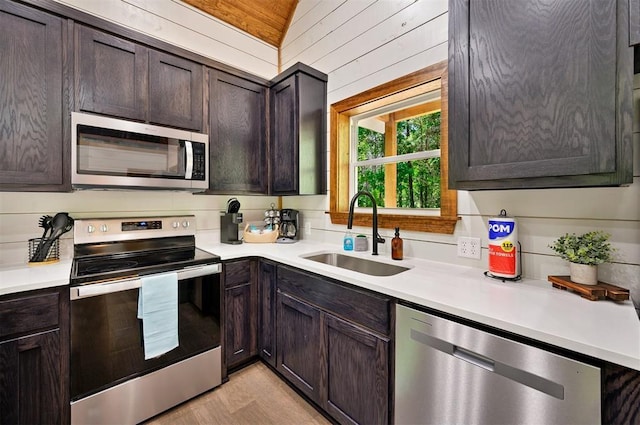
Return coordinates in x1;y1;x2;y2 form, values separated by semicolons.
28;237;59;263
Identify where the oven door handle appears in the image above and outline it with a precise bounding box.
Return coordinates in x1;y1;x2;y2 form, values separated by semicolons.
72;276;142;300
177;263;221;280
71;263;222;300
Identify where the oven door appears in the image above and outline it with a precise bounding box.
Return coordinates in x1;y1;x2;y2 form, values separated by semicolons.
69;264;221;401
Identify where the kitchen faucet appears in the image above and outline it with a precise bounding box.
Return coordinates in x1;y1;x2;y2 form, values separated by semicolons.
347;190;385;255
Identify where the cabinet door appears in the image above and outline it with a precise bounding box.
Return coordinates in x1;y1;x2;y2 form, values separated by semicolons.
276;291;320;401
225;283;257;369
224;260;257;370
322;313;389;425
0;330;61;425
258;260;277;366
631;0;640;46
76;25;148;121
209;70;267;193
149;50;203;131
270;75;298;194
0;1;68;191
449;0;634;189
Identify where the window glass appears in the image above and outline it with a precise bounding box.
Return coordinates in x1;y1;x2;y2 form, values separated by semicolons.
351;94;441;210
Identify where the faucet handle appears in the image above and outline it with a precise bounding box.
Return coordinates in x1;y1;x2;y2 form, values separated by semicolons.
376;233;385;244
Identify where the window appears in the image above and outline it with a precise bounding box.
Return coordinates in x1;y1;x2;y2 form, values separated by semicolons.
329;61;458;234
351;92;442;210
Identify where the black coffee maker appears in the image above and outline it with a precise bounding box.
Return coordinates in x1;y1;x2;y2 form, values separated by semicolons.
220;198;243;244
276;209;299;244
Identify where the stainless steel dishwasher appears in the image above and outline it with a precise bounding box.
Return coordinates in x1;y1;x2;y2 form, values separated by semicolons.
395;304;601;425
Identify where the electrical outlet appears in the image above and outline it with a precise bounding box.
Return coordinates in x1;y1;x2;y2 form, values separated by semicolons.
457;237;481;259
304;221;312;236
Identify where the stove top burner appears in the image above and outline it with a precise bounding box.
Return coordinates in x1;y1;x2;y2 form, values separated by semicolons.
71;236;221;286
83;260;139;274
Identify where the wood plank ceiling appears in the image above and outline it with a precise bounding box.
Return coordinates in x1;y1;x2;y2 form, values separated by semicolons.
182;0;298;47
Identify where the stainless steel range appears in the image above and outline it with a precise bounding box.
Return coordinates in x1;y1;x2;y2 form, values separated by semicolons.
69;216;222;425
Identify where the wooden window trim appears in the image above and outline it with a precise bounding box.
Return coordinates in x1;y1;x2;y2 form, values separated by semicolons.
328;60;459;234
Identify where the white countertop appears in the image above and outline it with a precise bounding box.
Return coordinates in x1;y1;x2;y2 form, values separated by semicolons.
199;240;640;372
1;240;638;371
0;260;73;296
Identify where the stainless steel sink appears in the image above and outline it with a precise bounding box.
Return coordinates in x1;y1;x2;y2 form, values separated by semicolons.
302;252;410;277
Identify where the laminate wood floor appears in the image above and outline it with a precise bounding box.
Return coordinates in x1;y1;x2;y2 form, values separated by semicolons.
144;362;330;425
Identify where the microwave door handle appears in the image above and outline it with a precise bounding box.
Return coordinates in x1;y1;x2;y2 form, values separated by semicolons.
184;141;193;179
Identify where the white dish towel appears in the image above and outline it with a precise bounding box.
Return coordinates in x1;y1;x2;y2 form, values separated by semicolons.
137;272;179;360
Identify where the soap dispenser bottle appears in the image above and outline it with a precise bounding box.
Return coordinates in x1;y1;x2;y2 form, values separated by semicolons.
391;227;403;260
343;230;354;251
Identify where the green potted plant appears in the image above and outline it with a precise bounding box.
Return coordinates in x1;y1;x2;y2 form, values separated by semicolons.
548;231;615;285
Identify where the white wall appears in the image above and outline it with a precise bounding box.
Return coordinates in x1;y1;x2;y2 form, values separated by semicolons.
280;0;640;311
52;0;279;78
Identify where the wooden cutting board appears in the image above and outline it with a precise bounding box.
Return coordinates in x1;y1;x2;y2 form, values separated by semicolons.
548;276;630;301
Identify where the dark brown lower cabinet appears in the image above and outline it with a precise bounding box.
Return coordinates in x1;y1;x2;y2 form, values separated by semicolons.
276;265;392;425
276;292;321;401
224;259;257;370
225;283;257;368
0;330;61;424
0;287;69;424
602;362;640;424
258;260;277;367
323;314;389;425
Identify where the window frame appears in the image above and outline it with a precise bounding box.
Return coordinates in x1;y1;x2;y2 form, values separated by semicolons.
328;60;458;234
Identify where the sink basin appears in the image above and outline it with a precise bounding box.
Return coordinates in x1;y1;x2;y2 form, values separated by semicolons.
302;252;410;277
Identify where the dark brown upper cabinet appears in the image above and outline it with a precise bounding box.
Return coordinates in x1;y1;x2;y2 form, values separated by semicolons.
76;25;203;131
449;0;634;189
148;50;203;131
76;25;148;122
631;0;640;45
208;70;267;193
269;63;327;195
0;0;70;192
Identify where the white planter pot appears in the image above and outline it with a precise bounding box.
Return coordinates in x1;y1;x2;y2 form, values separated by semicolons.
569;263;598;285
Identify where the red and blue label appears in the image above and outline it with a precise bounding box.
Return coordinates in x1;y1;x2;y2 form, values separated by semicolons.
488;219;517;276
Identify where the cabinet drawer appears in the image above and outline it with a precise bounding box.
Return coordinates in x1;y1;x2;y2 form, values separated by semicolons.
224;259;253;288
0;292;59;340
277;265;391;336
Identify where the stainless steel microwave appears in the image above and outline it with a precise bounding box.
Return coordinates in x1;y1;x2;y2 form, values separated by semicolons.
71;112;208;191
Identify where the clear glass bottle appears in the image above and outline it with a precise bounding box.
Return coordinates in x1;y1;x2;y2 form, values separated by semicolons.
391;227;403;260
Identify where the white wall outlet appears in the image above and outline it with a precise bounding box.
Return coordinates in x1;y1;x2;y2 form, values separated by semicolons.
457;237;481;259
304;221;312;236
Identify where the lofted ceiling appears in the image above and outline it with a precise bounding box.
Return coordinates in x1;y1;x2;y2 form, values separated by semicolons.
182;0;298;47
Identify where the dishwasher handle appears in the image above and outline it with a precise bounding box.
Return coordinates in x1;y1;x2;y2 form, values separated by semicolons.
453;346;495;372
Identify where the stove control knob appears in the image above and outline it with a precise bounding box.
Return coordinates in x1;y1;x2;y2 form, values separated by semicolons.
87;224;95;233
182;220;190;229
172;221;180;229
100;224;108;232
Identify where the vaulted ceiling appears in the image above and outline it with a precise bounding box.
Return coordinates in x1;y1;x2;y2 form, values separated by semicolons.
182;0;298;47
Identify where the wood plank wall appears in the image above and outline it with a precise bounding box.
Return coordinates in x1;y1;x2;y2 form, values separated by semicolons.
279;0;640;313
52;0;278;78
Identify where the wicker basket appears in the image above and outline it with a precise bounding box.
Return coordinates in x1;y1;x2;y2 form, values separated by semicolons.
243;223;279;243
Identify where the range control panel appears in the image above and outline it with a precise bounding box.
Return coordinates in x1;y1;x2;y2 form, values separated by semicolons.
74;215;195;244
